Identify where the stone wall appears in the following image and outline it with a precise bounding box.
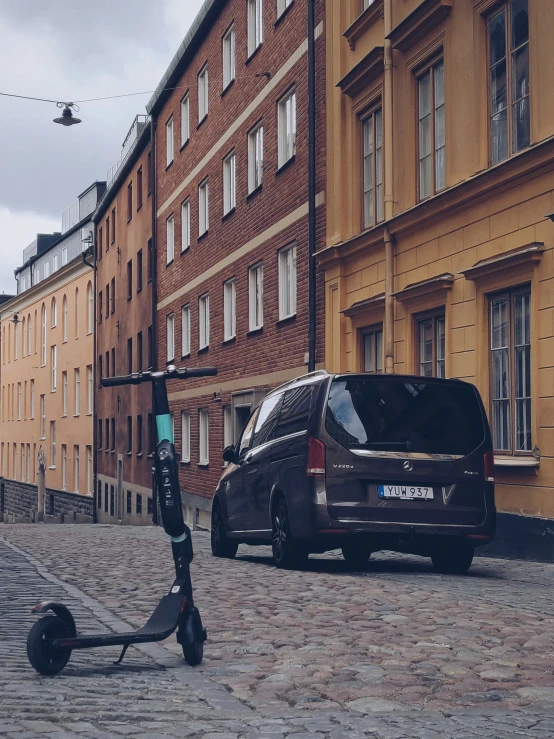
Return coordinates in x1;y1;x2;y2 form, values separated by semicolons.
0;478;94;523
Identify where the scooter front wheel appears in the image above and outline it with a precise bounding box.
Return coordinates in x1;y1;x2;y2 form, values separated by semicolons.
182;640;203;666
27;615;72;675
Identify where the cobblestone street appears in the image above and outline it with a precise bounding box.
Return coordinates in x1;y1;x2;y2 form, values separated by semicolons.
3;525;554;738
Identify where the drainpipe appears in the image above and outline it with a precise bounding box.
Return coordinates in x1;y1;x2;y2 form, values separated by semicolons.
384;0;395;373
150;115;159;525
307;0;317;372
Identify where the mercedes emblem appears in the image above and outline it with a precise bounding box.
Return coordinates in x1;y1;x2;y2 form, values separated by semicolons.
403;460;413;472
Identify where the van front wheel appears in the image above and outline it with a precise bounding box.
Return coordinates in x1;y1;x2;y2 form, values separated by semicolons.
431;539;474;575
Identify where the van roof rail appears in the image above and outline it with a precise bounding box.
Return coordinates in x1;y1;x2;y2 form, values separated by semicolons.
271;369;329;394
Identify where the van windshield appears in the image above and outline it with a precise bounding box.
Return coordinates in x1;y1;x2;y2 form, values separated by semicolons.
325;378;485;456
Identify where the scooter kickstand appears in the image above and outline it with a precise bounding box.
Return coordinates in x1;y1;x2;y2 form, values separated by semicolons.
113;644;129;665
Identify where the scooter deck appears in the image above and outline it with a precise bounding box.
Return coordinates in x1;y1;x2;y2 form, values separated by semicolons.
54;593;187;651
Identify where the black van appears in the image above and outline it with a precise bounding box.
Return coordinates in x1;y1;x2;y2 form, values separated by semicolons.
211;371;496;574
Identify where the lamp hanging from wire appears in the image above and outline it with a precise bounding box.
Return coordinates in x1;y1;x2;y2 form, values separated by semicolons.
53;102;81;126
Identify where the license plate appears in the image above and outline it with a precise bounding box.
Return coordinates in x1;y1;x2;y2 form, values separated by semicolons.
378;485;434;500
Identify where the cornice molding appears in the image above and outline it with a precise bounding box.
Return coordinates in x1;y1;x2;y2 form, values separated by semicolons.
387;0;453;53
337;46;385;98
461;243;544;282
343;0;384;51
393;273;454;303
341;293;385;317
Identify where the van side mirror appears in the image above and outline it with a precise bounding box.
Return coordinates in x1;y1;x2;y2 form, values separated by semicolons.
222;445;237;464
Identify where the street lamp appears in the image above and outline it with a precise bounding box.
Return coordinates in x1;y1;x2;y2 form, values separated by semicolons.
53;102;81;126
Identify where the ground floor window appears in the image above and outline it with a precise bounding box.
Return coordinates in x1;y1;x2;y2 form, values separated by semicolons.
361;326;383;373
416;310;445;378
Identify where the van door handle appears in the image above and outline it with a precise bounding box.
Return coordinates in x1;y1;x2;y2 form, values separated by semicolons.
245;454;253;463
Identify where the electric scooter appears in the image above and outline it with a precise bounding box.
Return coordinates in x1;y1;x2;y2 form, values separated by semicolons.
26;364;217;676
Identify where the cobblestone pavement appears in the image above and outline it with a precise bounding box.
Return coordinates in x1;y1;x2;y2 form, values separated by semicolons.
3;525;554;737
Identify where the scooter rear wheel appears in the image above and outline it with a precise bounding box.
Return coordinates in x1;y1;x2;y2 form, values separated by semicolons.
27;615;72;675
182;640;203;666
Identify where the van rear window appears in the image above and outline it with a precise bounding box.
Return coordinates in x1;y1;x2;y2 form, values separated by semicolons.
326;378;485;456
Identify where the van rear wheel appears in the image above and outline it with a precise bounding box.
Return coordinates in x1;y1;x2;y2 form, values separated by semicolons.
341;539;372;569
431;539;474;575
271;498;308;569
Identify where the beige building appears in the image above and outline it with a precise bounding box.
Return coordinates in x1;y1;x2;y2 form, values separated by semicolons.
321;0;554;558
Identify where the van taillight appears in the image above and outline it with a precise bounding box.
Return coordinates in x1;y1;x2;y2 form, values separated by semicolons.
307;438;326;476
484;449;495;482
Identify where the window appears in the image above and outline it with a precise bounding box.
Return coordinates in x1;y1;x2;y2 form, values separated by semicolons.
111;278;115;313
51;298;57;328
98;227;103;258
147;238;153;281
98;291;103;324
488;0;529;164
137;167;143;209
222;24;236;90
277;0;293;18
53;254;59;272
87;365;93;414
62;371;68;415
98;354;103;384
51;345;57;391
181;200;191;252
147;151;152;193
106;217;110;249
148;497;153;516
74;368;80;415
17;383;22;420
127;181;133;220
127;337;133;373
223;405;233;448
362;108;384;228
248;0;263;57
148;325;153;368
166;314;175;362
137;415;143;455
62;246;68;265
418;59;445;200
34;267;40;284
198;64;209;122
199;294;210;349
111;418;116;451
199;409;209;464
181;92;190;146
41;304;46;366
275;385;314;439
62;295;68;341
97;481;102;509
127;416;133;454
87;446;92;493
166;116;174;166
223;151;236;215
105;419;110;453
127;490;132;514
136;250;143;292
278;244;297;319
181;411;190;462
50;421;56;467
127;260;133;300
248;123;264;193
111;208;116;243
182;304;191;356
278;88;296;167
14;322;18;360
249;262;264;330
136;493;143;516
417;311;446;378
74;445;80;492
106;283;110;319
30;379;35;418
490;286;531;453
105;350;110;378
166;215;175;264
362;326;383;373
44;260;50;279
148;413;154;454
61;445;67;489
223;279;236;341
98;418;103;451
137;331;143;372
199;179;209;236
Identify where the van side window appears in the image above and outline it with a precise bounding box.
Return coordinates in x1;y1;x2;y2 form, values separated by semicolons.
238;409;258;456
274;386;313;439
252;394;283;448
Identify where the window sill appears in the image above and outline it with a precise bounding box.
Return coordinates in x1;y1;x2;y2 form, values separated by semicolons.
222;207;236;222
180;139;190;153
181;352;191;360
245;44;262;65
180;460;191;466
137;203;143;212
137;287;142;294
197;115;208;130
39;437;45;441
276;155;296;176
221;79;235;97
166;259;174;267
86;331;92;336
247;327;263;337
136;453;143;458
62;340;67;345
198;346;209;355
277;314;296;327
48;466;56;470
197;230;209;242
86;413;92;417
126;452;133;457
73;414;80;418
181;246;190;255
494;454;540;469
61;413;67;418
198;462;210;469
222;336;236;346
127;217;132;224
274;0;294;26
165;161;174;172
246;184;263;201
127;296;132;302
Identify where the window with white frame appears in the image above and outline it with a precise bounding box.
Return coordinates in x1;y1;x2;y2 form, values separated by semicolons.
41;305;46;366
166;214;175;264
166;116;174;166
63;295;68;341
61;445;67;489
87;445;92;493
51;298;57;327
50;421;56;467
34;267;40;285
249;262;264;330
222;24;236;90
199;409;209;464
199;294;210;349
87;282;93;334
87;365;93;414
223;279;236;341
223;151;236;215
166;313;175;362
181;304;191;356
248;123;264;193
362;107;384;228
51;345;57;391
74;445;80;492
248;0;263;57
40;395;46;438
53;253;59;272
181;199;190;252
277;0;293;17
62;371;68;415
180;92;190;146
44;261;50;279
30;379;35;418
62;246;68;266
199;179;209;236
181;411;190;462
198;64;209;122
278;88;296;167
223;405;233;448
17;383;22;420
74;368;80;415
278;244;297;319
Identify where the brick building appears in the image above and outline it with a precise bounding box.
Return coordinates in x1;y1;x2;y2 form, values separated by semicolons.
146;0;326;527
93;116;154;524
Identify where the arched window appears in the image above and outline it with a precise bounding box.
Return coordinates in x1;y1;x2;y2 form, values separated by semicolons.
41;304;47;366
62;295;68;342
51;297;57;327
75;288;80;338
22;317;26;357
87;282;93;335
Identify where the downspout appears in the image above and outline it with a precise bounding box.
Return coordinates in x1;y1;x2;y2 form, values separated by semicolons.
150;115;159;525
91;235;98;523
384;0;395;373
307;0;317;372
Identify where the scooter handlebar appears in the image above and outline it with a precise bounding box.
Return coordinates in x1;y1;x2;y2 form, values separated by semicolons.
100;366;217;388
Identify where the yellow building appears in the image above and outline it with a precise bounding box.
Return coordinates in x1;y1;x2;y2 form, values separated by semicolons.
321;0;554;558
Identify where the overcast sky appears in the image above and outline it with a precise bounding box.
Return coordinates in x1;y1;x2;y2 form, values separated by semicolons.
0;0;205;296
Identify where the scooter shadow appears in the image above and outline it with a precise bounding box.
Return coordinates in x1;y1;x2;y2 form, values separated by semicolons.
39;660;167;678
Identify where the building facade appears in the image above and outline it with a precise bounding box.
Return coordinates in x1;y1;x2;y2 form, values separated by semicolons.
147;0;326;527
94;116;154;525
322;0;554;558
